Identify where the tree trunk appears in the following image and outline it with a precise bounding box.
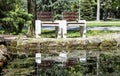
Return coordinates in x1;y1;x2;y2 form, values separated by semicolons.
27;0;36;36
96;0;100;21
103;9;108;21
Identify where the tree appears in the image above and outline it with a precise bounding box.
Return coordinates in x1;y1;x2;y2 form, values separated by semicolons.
0;0;32;34
100;0;120;20
97;0;100;21
80;0;95;20
111;0;120;18
36;0;56;11
100;0;112;20
27;0;36;36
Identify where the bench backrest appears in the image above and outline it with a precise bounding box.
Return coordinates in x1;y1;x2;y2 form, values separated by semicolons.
37;12;54;21
62;12;79;21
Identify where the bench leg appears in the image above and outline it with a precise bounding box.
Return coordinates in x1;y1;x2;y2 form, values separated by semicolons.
35;20;41;38
80;25;86;38
54;20;62;38
60;20;67;38
55;26;61;38
55;26;58;38
62;25;67;38
83;22;87;38
78;20;86;38
80;26;83;37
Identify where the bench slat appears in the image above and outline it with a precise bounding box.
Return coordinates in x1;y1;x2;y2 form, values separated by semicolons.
37;12;54;21
62;12;78;21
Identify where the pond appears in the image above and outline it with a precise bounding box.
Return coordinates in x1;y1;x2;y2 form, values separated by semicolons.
1;48;120;76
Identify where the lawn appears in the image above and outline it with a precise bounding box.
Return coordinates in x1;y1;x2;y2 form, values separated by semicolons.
87;21;120;27
41;30;120;38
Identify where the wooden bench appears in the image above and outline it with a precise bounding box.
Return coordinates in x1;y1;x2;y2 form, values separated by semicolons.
35;12;62;38
62;12;86;38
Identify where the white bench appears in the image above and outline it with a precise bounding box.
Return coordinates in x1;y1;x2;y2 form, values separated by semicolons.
62;12;86;38
35;12;62;38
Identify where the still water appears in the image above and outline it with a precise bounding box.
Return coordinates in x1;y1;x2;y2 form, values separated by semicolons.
1;49;120;76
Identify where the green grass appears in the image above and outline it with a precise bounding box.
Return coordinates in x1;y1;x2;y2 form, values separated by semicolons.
86;30;120;36
41;30;56;38
41;30;120;38
87;21;120;27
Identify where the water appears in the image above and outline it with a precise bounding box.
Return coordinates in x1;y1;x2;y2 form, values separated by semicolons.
1;49;120;76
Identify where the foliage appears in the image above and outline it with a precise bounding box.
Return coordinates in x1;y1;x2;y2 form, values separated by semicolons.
37;0;54;11
37;64;83;76
36;0;78;20
36;0;120;20
20;0;27;11
0;0;32;34
100;0;120;20
99;54;120;74
80;0;95;20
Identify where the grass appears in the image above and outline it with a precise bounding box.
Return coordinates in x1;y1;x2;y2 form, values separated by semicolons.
87;21;120;27
41;30;120;38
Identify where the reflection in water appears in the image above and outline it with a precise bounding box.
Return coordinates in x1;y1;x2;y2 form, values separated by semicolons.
1;49;120;76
